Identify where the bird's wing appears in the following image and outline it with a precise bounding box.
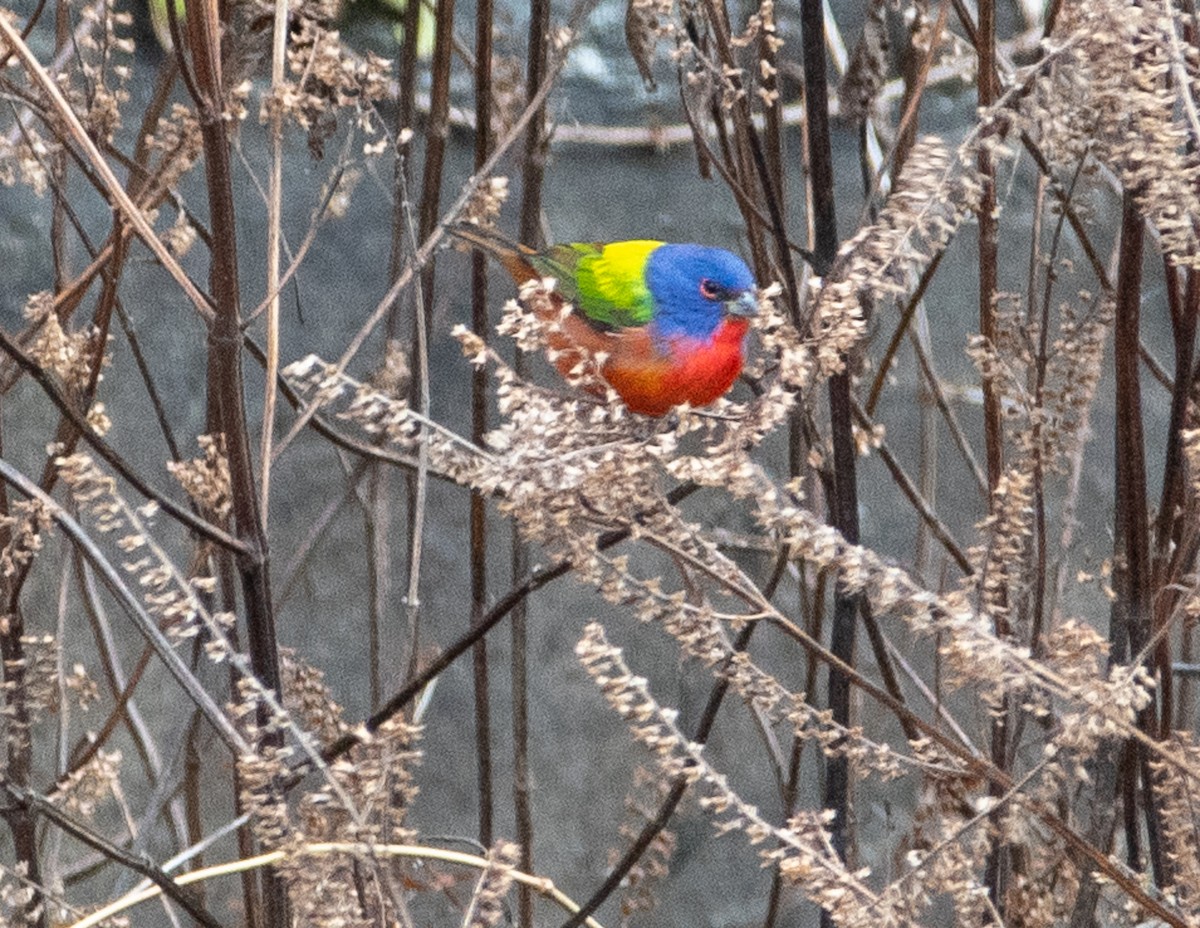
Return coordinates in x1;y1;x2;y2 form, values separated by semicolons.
528;241;664;331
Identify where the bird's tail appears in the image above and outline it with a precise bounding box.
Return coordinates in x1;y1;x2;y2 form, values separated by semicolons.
448;223;540;285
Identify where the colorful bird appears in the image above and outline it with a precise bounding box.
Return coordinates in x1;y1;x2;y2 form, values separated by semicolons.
453;225;759;417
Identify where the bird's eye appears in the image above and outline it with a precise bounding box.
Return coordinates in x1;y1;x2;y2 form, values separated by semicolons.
699;278;721;300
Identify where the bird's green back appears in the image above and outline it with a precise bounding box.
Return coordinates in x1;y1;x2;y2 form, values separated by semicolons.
528;241;663;329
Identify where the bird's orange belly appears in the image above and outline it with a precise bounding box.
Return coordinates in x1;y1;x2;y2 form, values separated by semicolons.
545;314;750;417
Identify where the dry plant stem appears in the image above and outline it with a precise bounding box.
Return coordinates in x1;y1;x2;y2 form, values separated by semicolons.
259;0;292;523
865;250;942;415
49;0;68;293
365;464;390;710
760;13;783;199
312;483;701;767
0;422;43;928
112;297;184;463
690;0;801;318
675;96;791;257
0;0;49;71
68;842;608;928
242;166;349;325
513;0;552;918
1166;273;1200;731
1109;191;1166;886
378;0;423;713
799;0;858;897
765;575;817;928
180;8;285;925
694;0;779;289
280;459;373;610
1069;188;1153;928
416;0;457;358
1026;156;1086;661
271;31;586;461
0;328;250;554
0;16;213;322
864;249;989;498
2;784;222;928
882;635;979;752
0;457;251;754
469;0;494;814
852;0;950;224
397;158;434;717
973;0;1012;912
894;1;945;180
184;3;265;563
74;551;162;781
424;0;493;851
383;0;421;373
564;618;763;928
1152;261;1198;729
976;0;1003;493
850;400;971;574
183;715;207;911
61;634;154;788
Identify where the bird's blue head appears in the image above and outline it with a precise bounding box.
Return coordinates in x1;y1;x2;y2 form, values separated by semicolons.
644;244;758;341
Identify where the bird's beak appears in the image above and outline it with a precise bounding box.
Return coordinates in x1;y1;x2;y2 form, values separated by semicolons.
725;290;759;318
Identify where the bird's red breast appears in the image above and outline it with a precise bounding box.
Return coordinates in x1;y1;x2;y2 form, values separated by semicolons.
597;318;751;416
532;293;750;417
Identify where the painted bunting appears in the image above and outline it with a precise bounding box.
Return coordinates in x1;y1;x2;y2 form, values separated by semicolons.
454;226;759;417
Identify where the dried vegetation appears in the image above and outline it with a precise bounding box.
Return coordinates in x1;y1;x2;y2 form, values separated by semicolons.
1;0;1200;925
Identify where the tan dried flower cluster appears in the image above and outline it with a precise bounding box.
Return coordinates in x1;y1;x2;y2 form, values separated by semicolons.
625;0;674;90
57;453;200;637
837;0;889;123
750;489;1155;744
261;18;393;157
24;291;107;395
809;136;981;378
71;3;135;143
1043;0;1200;268
1148;735;1200;914
0;864;39;926
56;748;122;819
24;631;59;707
141;103;203;196
463;841;520;928
1042;294;1112;464
460;176;510;230
167;433;233;520
0;498;53;579
285;352;491;485
612;767;677;924
1180;415;1200;497
565;539;920;785
576;622;907;924
0;125;54;193
236;658;424;924
673;0;784;112
963;468;1034;636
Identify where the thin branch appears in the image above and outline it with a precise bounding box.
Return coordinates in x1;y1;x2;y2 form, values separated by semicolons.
3;784;223;928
